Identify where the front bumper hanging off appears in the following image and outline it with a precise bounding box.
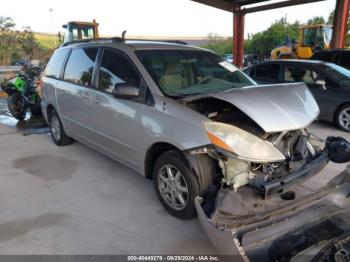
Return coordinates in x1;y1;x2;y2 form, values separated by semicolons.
195;166;350;262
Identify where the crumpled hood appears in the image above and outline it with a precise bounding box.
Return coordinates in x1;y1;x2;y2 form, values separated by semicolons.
212;83;319;133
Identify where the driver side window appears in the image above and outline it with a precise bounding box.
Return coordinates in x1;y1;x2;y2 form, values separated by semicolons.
97;49;141;94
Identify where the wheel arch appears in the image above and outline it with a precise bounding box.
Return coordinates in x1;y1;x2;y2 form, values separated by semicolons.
333;101;350;124
144;142;180;180
144;142;218;194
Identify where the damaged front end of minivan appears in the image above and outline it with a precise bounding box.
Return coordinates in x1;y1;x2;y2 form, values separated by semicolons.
181;83;350;261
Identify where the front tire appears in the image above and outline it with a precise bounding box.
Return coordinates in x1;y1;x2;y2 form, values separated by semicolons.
7;94;26;120
153;150;200;220
335;104;350;132
49;110;73;146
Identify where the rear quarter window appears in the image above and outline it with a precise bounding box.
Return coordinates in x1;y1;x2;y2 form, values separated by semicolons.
44;48;70;79
63;48;98;86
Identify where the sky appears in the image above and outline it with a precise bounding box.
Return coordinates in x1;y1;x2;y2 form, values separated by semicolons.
2;0;337;38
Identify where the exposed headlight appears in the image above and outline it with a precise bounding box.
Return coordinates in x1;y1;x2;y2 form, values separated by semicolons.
204;122;285;163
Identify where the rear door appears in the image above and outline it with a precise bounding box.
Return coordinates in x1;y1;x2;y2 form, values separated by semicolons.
56;47;98;140
249;63;282;84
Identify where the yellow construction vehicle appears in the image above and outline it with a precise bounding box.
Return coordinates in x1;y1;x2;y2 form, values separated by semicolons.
62;20;99;43
271;24;333;59
39;20;100;62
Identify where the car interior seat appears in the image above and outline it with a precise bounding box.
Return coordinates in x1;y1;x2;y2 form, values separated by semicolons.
291;68;306;82
159;62;186;93
285;67;294;81
302;70;315;84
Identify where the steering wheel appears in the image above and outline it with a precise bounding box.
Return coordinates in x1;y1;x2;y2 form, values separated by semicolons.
198;76;213;85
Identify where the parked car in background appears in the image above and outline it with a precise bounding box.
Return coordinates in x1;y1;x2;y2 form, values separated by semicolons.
244;60;350;132
243;54;259;67
224;53;233;63
310;49;350;70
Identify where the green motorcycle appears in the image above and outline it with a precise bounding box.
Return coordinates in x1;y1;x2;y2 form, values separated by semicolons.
1;67;42;120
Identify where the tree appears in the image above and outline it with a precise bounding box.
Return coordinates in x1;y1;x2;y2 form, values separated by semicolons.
244;18;300;58
307;16;325;25
0;16;43;65
0;17;19;65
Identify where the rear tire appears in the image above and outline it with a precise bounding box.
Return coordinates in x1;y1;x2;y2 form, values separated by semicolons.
7;94;26;120
49;110;73;146
153;150;200;220
335;104;350;132
30;96;42;116
30;104;42;116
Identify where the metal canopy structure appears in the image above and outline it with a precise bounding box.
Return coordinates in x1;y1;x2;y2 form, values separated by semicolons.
192;0;349;68
192;0;324;13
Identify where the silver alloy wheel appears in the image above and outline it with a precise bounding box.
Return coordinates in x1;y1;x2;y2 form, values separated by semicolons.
339;107;350;131
157;164;189;211
50;115;61;141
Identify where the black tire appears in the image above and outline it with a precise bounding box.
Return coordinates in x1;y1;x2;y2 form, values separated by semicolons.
335;104;350;132
49;110;73;146
7;94;26;120
30;103;42;116
153;150;200;220
30;95;42;116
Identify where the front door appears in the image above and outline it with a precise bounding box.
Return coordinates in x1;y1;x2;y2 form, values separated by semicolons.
88;48;148;169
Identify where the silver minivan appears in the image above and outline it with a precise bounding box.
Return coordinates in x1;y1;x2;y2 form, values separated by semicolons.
42;38;348;224
41;39;350;259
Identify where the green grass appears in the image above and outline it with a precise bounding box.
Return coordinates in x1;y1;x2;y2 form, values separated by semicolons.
35;33;59;49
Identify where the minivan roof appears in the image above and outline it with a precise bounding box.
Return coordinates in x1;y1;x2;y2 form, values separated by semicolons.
61;38;206;52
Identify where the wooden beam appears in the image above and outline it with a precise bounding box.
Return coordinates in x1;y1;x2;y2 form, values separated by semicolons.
239;0;325;14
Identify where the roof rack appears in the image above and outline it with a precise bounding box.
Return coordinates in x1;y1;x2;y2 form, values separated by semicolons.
62;37;188;47
127;39;188;45
62;37;123;47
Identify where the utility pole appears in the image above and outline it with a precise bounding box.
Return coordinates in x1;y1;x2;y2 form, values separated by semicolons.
49;8;56;47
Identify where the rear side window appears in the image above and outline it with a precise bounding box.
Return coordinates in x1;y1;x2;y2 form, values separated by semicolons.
63;48;98;86
44;48;69;79
97;49;141;93
339;52;350;69
255;64;280;79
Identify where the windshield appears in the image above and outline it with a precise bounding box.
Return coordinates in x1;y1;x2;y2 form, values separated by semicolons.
136;50;256;97
321;63;350;86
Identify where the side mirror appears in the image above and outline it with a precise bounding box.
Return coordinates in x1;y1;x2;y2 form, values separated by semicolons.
112;82;139;99
316;78;326;90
